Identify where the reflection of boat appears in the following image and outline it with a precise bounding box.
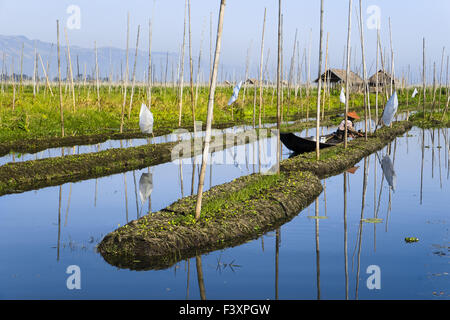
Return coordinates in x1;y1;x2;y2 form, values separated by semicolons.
280;132;342;154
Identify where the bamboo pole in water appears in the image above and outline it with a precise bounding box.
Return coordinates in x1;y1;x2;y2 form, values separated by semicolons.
194;0;226;220
344;0;353;148
120;13;130;133
57;20;65;137
315;0;324;160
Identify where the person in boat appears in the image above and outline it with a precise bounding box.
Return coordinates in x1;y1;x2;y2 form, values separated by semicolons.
335;111;364;140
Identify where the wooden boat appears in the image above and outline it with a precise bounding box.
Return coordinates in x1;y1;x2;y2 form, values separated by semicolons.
280;132;343;154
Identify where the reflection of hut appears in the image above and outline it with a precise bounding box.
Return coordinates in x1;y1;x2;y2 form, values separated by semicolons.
368;70;397;91
314;68;364;92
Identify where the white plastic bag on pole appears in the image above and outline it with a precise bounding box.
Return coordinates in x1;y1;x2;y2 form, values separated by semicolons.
340;87;346;104
139;103;154;134
381;91;398;126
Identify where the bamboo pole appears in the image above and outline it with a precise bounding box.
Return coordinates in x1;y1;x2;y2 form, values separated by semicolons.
344;0;353;149
194;0;226;220
178;0;188;127
438;47;445;112
276;0;282;172
120;13;130;133
358;0;369;137
322;32;329;120
148;19;153;108
38;53;53;97
64;28;76;112
258;8;267;129
128;25;141;119
11;56;15;111
95;41;101;111
57;20;65;137
422;38;426;119
315;0;324;160
188;0;196;134
20;43;23;94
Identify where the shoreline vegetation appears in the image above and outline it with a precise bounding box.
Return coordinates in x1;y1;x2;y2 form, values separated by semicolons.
97;121;412;271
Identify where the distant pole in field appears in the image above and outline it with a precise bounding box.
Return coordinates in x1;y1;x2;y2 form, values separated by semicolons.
38;53;53;97
344;0;353;148
194;0;226;220
20;43;23;94
358;0;369;137
57;20;65;137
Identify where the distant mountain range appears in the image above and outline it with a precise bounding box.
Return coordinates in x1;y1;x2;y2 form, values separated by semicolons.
0;34;191;83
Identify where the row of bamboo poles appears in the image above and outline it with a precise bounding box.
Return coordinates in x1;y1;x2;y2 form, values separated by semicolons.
1;0;449;219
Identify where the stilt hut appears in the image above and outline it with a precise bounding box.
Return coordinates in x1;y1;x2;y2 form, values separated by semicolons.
314;68;364;92
368;70;397;92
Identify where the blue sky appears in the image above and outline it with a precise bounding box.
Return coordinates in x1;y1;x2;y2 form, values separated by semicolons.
0;0;449;83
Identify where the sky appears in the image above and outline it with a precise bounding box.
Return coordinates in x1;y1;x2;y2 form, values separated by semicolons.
0;0;449;83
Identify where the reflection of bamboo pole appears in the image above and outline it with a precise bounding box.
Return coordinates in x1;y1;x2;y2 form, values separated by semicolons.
275;228;280;300
343;172;348;300
420;129;425;204
186;259;190;300
355;156;369;299
133;170;139;218
195;255;206;300
57;185;62;262
314;198;321;300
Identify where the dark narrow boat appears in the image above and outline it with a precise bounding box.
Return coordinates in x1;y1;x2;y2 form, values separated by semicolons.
280;132;343;154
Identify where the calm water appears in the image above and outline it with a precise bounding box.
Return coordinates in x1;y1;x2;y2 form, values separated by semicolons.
0;126;448;299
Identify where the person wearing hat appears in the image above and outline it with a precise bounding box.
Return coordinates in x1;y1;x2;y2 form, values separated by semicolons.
335;111;363;140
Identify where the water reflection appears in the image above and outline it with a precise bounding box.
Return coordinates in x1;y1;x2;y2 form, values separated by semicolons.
1;126;448;299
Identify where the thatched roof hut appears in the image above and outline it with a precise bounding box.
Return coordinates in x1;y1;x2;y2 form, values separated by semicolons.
368;70;397;87
314;68;364;89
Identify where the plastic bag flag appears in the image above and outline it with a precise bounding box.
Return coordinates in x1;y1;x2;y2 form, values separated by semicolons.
340;87;346;104
411;88;418;98
381;91;398;126
227;81;243;106
139;172;153;204
381;155;396;191
139;103;154;134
